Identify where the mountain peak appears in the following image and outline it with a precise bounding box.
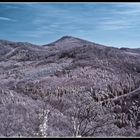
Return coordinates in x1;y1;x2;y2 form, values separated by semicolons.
43;35;107;50
55;35;83;43
59;35;74;39
43;35;95;48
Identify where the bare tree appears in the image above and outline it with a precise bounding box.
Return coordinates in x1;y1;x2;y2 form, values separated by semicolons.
37;109;50;137
35;102;53;137
59;87;114;137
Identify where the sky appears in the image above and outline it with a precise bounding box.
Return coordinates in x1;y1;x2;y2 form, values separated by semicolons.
0;2;140;48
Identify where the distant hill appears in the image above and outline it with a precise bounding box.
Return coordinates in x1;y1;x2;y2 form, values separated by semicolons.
43;36;107;50
120;47;140;55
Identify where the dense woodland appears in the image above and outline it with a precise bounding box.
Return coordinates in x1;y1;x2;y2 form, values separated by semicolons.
0;36;140;137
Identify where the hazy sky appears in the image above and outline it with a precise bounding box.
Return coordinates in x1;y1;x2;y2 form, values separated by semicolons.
0;2;140;48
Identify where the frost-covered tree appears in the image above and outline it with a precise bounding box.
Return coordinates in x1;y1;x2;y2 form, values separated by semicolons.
37;108;50;137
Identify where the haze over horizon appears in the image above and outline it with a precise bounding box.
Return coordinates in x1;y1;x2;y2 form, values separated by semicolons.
0;3;140;48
